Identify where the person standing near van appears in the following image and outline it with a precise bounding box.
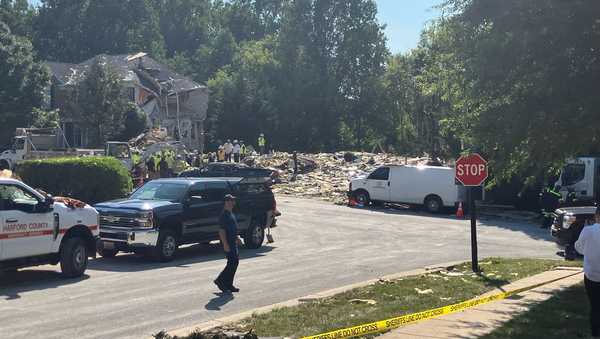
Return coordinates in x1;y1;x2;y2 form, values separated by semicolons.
575;207;600;339
214;194;242;293
217;146;225;162
224;139;233;162
233;140;241;163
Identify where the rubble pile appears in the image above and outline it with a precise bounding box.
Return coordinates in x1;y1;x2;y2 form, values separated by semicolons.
129;128;171;150
251;152;434;204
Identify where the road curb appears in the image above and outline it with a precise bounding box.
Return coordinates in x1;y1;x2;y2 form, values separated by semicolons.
164;261;466;337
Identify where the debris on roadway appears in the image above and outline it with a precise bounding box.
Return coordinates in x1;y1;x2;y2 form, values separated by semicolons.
246;152;434;204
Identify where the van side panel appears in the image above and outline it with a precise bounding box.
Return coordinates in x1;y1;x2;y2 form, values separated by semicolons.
390;166;458;206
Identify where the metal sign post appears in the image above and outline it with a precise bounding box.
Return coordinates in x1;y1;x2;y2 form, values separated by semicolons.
455;153;488;273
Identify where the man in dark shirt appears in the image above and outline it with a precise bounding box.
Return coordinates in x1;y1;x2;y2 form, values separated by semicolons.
214;194;242;293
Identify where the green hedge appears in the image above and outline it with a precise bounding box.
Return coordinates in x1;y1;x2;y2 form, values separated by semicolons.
16;157;132;204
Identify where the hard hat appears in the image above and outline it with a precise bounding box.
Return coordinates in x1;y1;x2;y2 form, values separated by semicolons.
234;140;238;143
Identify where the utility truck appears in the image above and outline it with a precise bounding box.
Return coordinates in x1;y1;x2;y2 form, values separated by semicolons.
0;128;133;170
0;177;99;277
554;157;600;205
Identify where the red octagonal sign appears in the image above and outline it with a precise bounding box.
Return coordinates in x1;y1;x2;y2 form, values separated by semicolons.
455;153;488;186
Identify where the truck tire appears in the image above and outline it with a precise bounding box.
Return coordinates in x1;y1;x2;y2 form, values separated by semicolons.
97;247;119;258
60;237;88;278
353;190;370;206
152;230;178;262
244;219;265;249
424;195;443;214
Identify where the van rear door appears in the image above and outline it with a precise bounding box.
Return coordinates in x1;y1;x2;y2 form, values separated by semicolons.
366;167;391;202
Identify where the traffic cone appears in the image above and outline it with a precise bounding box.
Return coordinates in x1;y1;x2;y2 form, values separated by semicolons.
456;202;464;218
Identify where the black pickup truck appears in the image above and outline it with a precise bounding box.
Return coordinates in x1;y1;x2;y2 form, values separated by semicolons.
94;177;279;262
551;206;596;258
179;163;279;182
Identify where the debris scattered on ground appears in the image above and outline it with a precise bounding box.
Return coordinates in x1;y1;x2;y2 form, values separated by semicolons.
349;298;378;305
248;152;433;204
415;288;434;295
153;329;258;339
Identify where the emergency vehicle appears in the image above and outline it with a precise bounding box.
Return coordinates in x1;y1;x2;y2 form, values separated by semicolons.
0;178;99;277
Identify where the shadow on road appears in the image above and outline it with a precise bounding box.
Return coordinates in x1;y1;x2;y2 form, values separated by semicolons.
205;292;234;311
349;204;552;242
0;270;90;301
89;243;275;273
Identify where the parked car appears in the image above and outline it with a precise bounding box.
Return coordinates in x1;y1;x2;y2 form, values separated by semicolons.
349;165;465;213
94;177;279;262
179;163;279;182
0;178;99;277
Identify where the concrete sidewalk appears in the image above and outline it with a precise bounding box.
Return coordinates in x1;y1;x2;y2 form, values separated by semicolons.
380;267;583;339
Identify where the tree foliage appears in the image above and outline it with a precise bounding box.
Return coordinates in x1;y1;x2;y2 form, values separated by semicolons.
0;21;49;146
1;0;598;191
65;60;129;146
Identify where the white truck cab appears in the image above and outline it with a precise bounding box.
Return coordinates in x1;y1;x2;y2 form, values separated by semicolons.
0;178;99;277
0;136;29;170
350;165;464;213
555;157;600;203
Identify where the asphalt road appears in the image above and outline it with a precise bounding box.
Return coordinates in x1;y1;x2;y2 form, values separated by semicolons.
0;197;559;339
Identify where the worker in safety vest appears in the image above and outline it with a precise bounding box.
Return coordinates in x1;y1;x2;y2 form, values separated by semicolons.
240;141;247;160
217;146;225;162
540;183;561;229
258;133;266;155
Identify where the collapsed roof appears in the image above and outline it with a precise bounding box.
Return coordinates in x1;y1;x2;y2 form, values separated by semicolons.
46;52;205;96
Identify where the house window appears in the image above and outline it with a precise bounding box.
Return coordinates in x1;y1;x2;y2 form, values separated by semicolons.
127;87;135;102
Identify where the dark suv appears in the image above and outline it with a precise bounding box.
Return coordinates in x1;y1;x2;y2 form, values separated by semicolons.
94;177;279;261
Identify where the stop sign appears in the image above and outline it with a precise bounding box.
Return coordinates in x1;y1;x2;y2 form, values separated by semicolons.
455;153;488;186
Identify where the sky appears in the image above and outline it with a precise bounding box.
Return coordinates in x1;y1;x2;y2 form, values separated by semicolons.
376;0;443;54
28;0;442;54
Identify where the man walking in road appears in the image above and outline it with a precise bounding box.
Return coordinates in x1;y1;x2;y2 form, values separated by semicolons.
214;194;242;293
575;206;600;339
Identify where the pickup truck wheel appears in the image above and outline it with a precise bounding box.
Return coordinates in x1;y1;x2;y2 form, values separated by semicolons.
424;195;443;214
153;230;178;262
60;237;88;278
353;190;370;206
244;221;264;249
97;247;119;258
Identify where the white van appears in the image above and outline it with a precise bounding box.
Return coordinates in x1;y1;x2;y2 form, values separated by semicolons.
349;165;463;213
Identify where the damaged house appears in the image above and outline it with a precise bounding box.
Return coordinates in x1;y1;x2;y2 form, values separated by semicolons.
46;53;208;151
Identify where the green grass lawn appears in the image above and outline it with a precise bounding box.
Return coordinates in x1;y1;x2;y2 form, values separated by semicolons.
481;282;589;339
230;258;581;338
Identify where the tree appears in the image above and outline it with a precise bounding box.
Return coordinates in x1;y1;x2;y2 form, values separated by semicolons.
121;103;148;140
66;60;128;146
34;0;165;62
0;21;50;146
0;0;34;38
441;0;600;182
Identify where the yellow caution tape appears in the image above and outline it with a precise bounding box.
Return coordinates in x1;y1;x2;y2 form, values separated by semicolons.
301;271;582;339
